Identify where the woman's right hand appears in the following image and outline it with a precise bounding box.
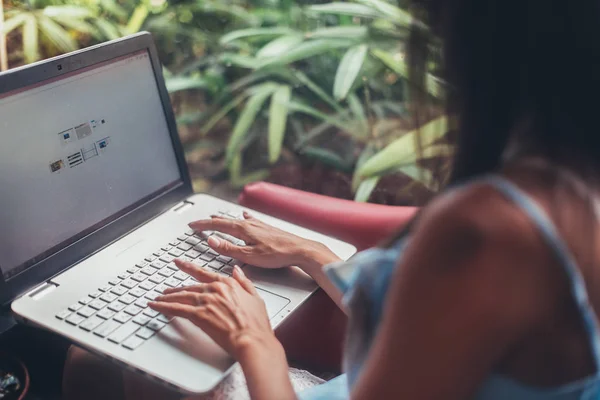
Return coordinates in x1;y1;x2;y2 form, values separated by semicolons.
188;212;339;271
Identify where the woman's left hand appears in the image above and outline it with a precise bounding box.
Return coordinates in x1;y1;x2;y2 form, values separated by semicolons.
148;259;279;360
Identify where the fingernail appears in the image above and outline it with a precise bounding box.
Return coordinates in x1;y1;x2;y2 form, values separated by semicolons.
234;265;244;276
208;236;221;248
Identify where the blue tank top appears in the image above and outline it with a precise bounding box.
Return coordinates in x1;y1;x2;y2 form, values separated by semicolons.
298;176;600;400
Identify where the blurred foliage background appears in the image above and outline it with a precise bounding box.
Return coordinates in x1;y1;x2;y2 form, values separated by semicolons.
1;0;450;205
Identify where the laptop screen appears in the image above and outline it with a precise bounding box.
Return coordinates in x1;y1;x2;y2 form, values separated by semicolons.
0;50;182;280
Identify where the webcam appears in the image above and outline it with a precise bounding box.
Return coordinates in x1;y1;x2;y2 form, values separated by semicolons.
57;64;62;71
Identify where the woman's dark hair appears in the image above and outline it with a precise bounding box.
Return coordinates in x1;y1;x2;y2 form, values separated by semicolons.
388;0;600;243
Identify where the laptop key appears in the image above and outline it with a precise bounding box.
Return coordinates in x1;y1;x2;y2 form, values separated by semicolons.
126;268;137;274
108;322;139;344
208;261;224;270
177;235;188;241
117;273;131;280
150;260;166;269
185;250;200;259
159;254;175;263
139;281;156;291
128;288;146;298
148;275;165;284
154;284;169;293
66;314;86;326
68;303;83;312
144;291;160;301
79;296;92;305
221;265;234;275
168;248;184;257
193;244;209;253
199;253;214;262
153;250;164;257
164;278;180;288
122;335;145;350
77;307;95;318
217;255;233;264
99;285;112;292
177;242;193;251
119;294;136;305
100;292;118;303
179;255;195;263
185;236;201;246
158;267;174;278
110;287;127;297
133;314;151;325
169;240;180;247
140;267;156;276
166;262;179;271
143;309;160;318
135;298;149;308
144;255;157;262
121;279;137;289
161;245;173;252
94;320;120;338
181;279;198;287
124;305;143;316
108;302;126;312
89;300;107;310
173;271;189;281
184;229;195;236
56;310;71;320
109;279;121;286
89;291;102;299
113;312;132;324
136;261;149;268
136;327;155;339
131;273;147;283
147;320;166;331
97;308;116;320
80;316;104;332
157;314;171;323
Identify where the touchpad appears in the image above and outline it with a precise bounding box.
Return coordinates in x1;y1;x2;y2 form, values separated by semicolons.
256;288;290;319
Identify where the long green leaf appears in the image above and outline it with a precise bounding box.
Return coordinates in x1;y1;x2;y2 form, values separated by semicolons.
268;85;291;163
306;26;368;40
231;169;271;188
2;14;28;34
293;70;344;113
334;44;368;100
22;15;39;63
355;0;412;26
301;147;353;172
398;165;436;190
100;0;128;20
43;6;93;19
220;27;295;45
38;16;77;52
165;76;211;93
287;101;359;137
347;93;368;136
355;176;380;202
226;85;277;165
258;39;352;68
126;4;149;34
219;53;257;69
355;116;447;179
94;19;121;40
201;92;248;135
52;15;98;36
371;48;442;98
307;3;383;19
256;35;303;59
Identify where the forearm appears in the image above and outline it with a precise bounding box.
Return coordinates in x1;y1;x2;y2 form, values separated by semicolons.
238;339;296;400
297;242;345;311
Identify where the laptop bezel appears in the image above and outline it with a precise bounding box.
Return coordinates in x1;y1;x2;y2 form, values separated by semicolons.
0;32;193;305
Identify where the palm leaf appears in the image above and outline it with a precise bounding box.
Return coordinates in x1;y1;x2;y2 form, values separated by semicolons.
3;14;28;34
126;4;149;34
354;176;380;202
22;14;39;63
201;92;249;136
225;84;277;165
165;76;212;93
355;116;447;180
38;16;77;53
220;27;295;45
94;19;122;40
287;100;359;137
347;93;368;136
256;35;303;59
333;44;368;100
219;53;257;69
258;39;352;68
306;26;368;40
355;0;412;26
307;3;383;19
43;6;93;19
268;85;291;163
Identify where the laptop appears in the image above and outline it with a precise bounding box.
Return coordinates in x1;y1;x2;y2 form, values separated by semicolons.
0;32;356;394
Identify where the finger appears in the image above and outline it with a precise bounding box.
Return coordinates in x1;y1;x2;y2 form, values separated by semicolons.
232;265;257;295
242;211;255;220
163;284;207;295
148;302;197;319
188;218;247;240
175;259;228;284
155;291;202;306
206;236;250;259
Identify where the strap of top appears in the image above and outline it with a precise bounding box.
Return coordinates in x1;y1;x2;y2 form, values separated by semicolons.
484;176;600;370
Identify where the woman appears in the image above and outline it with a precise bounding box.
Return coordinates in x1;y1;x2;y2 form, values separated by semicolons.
65;0;600;398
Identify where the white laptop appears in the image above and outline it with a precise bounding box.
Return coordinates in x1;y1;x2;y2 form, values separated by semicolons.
0;32;356;394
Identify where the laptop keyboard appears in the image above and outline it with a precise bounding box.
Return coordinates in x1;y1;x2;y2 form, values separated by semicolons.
55;210;244;351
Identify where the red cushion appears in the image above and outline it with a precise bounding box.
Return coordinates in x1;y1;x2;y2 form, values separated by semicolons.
239;182;418;250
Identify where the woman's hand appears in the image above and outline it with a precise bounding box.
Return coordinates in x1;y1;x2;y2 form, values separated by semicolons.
189;212;339;271
148;259;278;360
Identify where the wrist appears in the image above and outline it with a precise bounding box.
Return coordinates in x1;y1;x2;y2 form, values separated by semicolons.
296;241;340;276
236;333;286;370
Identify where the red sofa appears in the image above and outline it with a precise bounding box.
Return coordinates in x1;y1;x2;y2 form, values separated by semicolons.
238;182;417;372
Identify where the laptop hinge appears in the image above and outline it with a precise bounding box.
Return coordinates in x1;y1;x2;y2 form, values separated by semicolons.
26;281;59;300
172;200;194;214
